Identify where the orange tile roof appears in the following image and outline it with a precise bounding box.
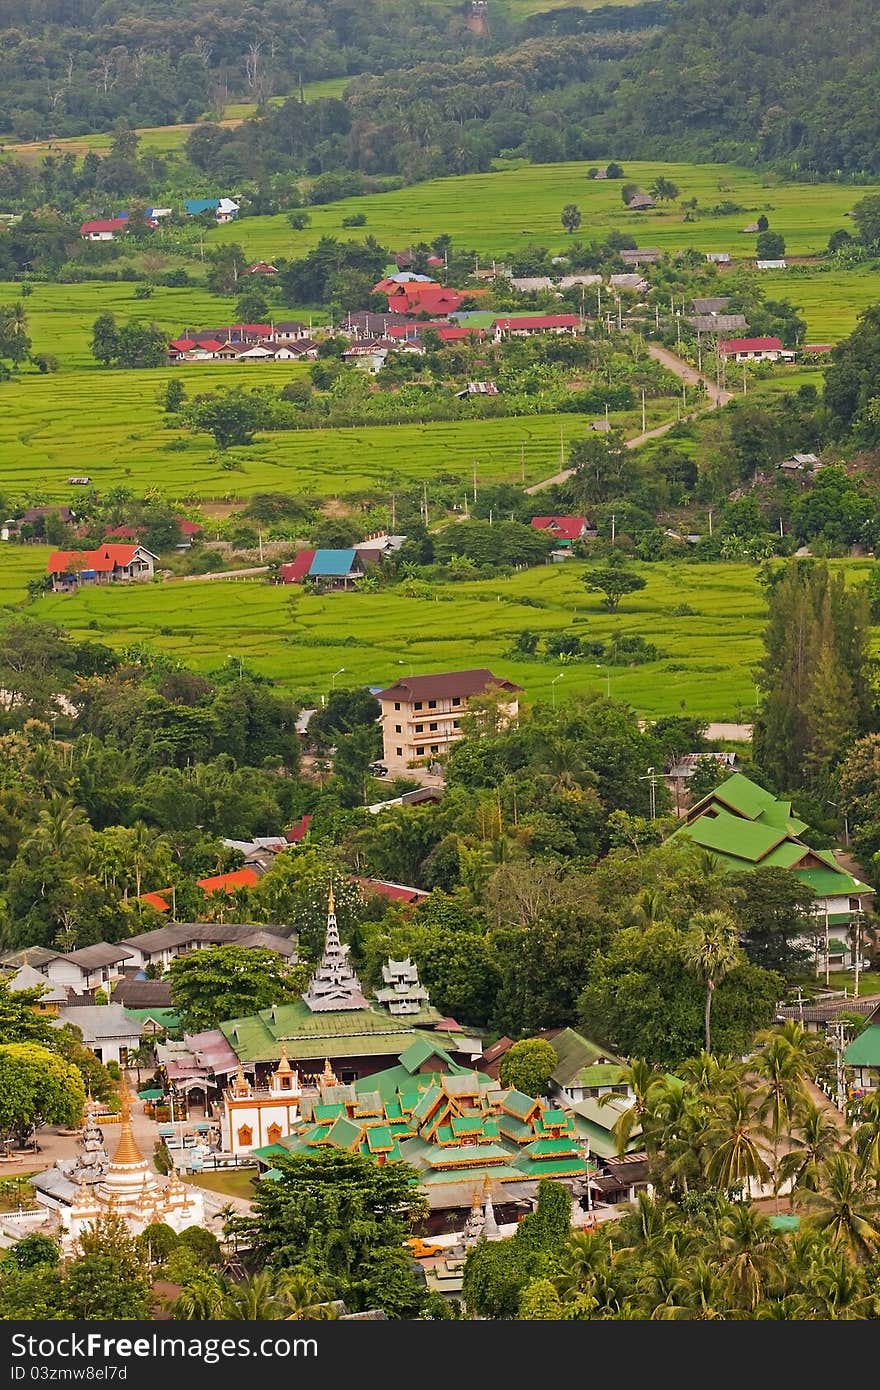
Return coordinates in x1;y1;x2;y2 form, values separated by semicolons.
196;867;261;896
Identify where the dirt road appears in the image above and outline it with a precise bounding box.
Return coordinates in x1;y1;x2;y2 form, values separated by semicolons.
526;346;732;495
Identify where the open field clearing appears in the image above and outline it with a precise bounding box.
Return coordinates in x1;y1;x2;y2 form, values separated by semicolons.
212;160;879;266
753;267;880;342
0;280;264;369
0;380;677;504
12;559;816;720
4;554;874;720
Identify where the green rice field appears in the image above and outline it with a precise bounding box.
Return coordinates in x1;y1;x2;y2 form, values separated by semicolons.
4;549;875;721
0;376;676;505
212;160;878;264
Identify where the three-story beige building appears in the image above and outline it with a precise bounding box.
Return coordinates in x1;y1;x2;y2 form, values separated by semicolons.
375;669;522;776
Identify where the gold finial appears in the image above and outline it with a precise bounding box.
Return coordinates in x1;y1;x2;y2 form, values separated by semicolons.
233;1066;250;1096
275;1044;292;1075
320;1057;338;1087
328;883;336;915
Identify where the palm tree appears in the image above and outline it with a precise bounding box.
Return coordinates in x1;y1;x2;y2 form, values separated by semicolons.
849;1090;880;1184
277;1272;338;1320
754;1032;810;1208
222;1271;285;1320
804;1152;880;1262
598;1058;666;1156
716;1204;782;1312
671;1258;727;1319
24;797;91;864
171;1275;228;1319
778;1102;841;1205
554;1228;612;1298
680;909;742;1053
703;1086;771;1193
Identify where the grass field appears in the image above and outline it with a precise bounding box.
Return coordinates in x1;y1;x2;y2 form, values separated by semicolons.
211;160;879;265
0;376;676;504
5;550;875;720
7;558;810;719
753;267;880;341
183;1169;257;1200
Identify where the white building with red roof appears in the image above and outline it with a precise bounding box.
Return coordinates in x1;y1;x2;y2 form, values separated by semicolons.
494;314;580;340
718;336;796;362
47;543;158;591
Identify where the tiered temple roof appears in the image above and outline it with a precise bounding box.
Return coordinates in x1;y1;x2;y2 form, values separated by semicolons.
375;957;431;1015
302;887;368;1012
253;1042;591;1210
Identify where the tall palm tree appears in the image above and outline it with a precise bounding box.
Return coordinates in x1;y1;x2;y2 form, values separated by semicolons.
703;1086;771;1193
277;1272;338;1320
24;797;91;864
716;1204;782;1312
778;1102;841;1205
680;909;742;1053
171;1276;228;1320
671;1258;727;1320
804;1152;880;1263
755;1033;809;1208
554;1228;613;1299
849;1091;880;1184
598;1058;666;1156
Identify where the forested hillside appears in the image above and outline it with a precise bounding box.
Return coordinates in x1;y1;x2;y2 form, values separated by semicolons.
2;0;880;176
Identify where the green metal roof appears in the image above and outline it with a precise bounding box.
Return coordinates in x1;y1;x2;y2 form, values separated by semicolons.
399;1037;456;1074
513;1155;587;1177
793;867;870;897
430;1143;512;1169
522;1136;579;1157
844;1024;880;1067
688;773;806;834
419;1163;525;1185
326;1116;363;1148
500;1089;538;1120
548;1027;626;1088
675;810;789;864
124;1008;180;1030
365;1124;394;1153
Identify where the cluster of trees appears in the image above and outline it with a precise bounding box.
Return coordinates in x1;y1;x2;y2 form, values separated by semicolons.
90;311;168;368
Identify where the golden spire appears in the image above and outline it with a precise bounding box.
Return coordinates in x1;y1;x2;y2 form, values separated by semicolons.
275;1044;292;1075
233;1065;250;1096
328;883;336;915
110;1075;146;1168
320;1057;338;1087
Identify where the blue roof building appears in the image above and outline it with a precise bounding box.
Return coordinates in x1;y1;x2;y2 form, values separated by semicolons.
309;549;359;580
184;198;220;216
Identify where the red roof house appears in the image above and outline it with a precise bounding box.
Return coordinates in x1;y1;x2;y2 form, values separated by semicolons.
177;519;203;536
103;525;143;540
718;336;792;360
48;543;157;586
196;867;260;896
531;516;590;545
355;877;430;906
140;890;173;913
279;550;316;584
494;314;579;336
246;262;278;275
80;218;128;239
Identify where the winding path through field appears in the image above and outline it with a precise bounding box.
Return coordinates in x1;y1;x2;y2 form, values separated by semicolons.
525;346;733;495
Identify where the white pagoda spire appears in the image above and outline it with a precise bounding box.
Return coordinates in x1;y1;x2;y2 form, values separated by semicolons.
302;886;368;1012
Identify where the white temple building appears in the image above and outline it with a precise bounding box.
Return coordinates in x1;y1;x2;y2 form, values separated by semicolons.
221;1047;302;1156
301;886;368;1012
32;1086;206;1251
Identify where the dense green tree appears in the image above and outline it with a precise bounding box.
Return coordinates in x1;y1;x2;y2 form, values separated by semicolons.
0;1042;85;1144
499;1038;559;1096
233;1148;426;1318
581;564;647;612
754;560;872;790
169;946;306;1031
186;390;268;449
732;869;815;978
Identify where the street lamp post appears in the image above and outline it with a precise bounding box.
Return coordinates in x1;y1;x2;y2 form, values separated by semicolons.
226;652;243;680
550;671;565;710
595;664;610;697
331;667;345;692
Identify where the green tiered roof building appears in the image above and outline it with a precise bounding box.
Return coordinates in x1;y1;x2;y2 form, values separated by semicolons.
253;1037;594;1217
670;773;873;930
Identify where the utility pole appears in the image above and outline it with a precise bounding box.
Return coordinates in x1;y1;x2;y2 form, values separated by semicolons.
696;330;702;373
641;387;646;435
742;363;747;395
422;479;429;524
708;509;713;536
853;910;863;998
639;767;658;818
827;1021;850;1113
610;512;616;546
258;530;264;563
472;460;478;503
559;424;565;468
520;440;525;484
824;906;830;987
616;296;622;332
